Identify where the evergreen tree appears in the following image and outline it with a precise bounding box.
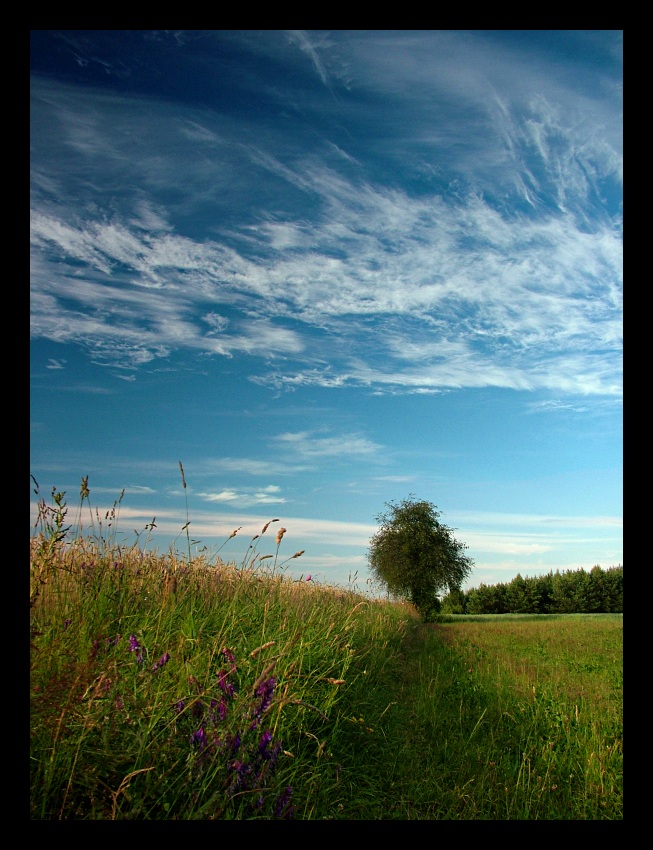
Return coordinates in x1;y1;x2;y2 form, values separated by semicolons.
441;585;467;614
534;572;555;613
602;565;623;612
552;569;577;613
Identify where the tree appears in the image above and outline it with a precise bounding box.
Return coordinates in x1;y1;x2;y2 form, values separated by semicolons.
368;497;474;619
441;585;467;615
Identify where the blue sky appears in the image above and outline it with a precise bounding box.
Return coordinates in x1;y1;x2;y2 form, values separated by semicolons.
30;30;622;594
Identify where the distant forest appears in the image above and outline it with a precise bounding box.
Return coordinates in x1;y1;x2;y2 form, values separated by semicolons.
441;565;623;615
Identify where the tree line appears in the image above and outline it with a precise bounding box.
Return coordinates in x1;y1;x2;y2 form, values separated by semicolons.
367;496;622;619
441;565;623;615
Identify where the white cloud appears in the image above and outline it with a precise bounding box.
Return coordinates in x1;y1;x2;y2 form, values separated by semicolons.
30;38;621;396
272;430;383;459
198;486;287;508
286;30;334;89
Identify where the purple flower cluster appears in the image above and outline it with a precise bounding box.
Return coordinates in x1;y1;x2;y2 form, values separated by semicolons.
250;677;276;730
89;631;123;660
128;634;144;664
151;652;171;672
274;785;294;819
174;649;293;818
226;727;284;811
126;635;172;672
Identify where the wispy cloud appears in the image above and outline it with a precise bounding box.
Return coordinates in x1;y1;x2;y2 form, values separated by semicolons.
288;30;328;86
197;485;286;508
30;32;621;399
206;457;312;477
272;430;383;459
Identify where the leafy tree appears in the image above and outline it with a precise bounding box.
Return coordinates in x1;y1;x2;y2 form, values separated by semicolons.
368;497;474;619
441;585;467;615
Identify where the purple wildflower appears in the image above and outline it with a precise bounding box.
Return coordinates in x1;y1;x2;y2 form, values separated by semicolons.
274;785;294;819
151;652;171;672
256;677;276;711
250;677;276;729
230;732;242;755
228;759;253;795
128;634;144;664
190;726;207;749
217;668;236;697
63;619;71;629
207;697;219;724
258;729;273;758
174;699;185;714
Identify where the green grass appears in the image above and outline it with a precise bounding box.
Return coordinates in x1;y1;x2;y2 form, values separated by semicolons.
30;478;622;819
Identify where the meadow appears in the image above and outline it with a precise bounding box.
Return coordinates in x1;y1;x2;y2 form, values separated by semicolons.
30;478;622;820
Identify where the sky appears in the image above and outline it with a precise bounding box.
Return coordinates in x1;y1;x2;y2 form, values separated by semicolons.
30;30;623;595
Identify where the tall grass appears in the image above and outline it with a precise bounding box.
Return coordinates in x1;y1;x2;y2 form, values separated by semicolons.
30;475;622;819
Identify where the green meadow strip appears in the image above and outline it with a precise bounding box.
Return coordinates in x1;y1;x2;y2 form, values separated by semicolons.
30;481;622;819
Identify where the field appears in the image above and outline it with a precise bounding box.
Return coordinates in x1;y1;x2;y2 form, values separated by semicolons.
30;552;622;818
30;482;622;819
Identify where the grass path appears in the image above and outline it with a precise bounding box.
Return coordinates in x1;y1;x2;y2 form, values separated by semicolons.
332;616;622;819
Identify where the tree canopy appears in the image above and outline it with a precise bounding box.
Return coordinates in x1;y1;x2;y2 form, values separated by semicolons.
368;497;474;618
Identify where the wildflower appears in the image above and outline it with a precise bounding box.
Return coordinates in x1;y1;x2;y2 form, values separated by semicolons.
190;727;207;749
222;647;237;670
250;795;265;813
258;729;273;758
151;652;171;672
274;786;294;819
217;668;236;697
174;699;185;714
228;759;252;794
63;618;71;629
129;634;144;664
250;677;276;729
305;574;312;581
